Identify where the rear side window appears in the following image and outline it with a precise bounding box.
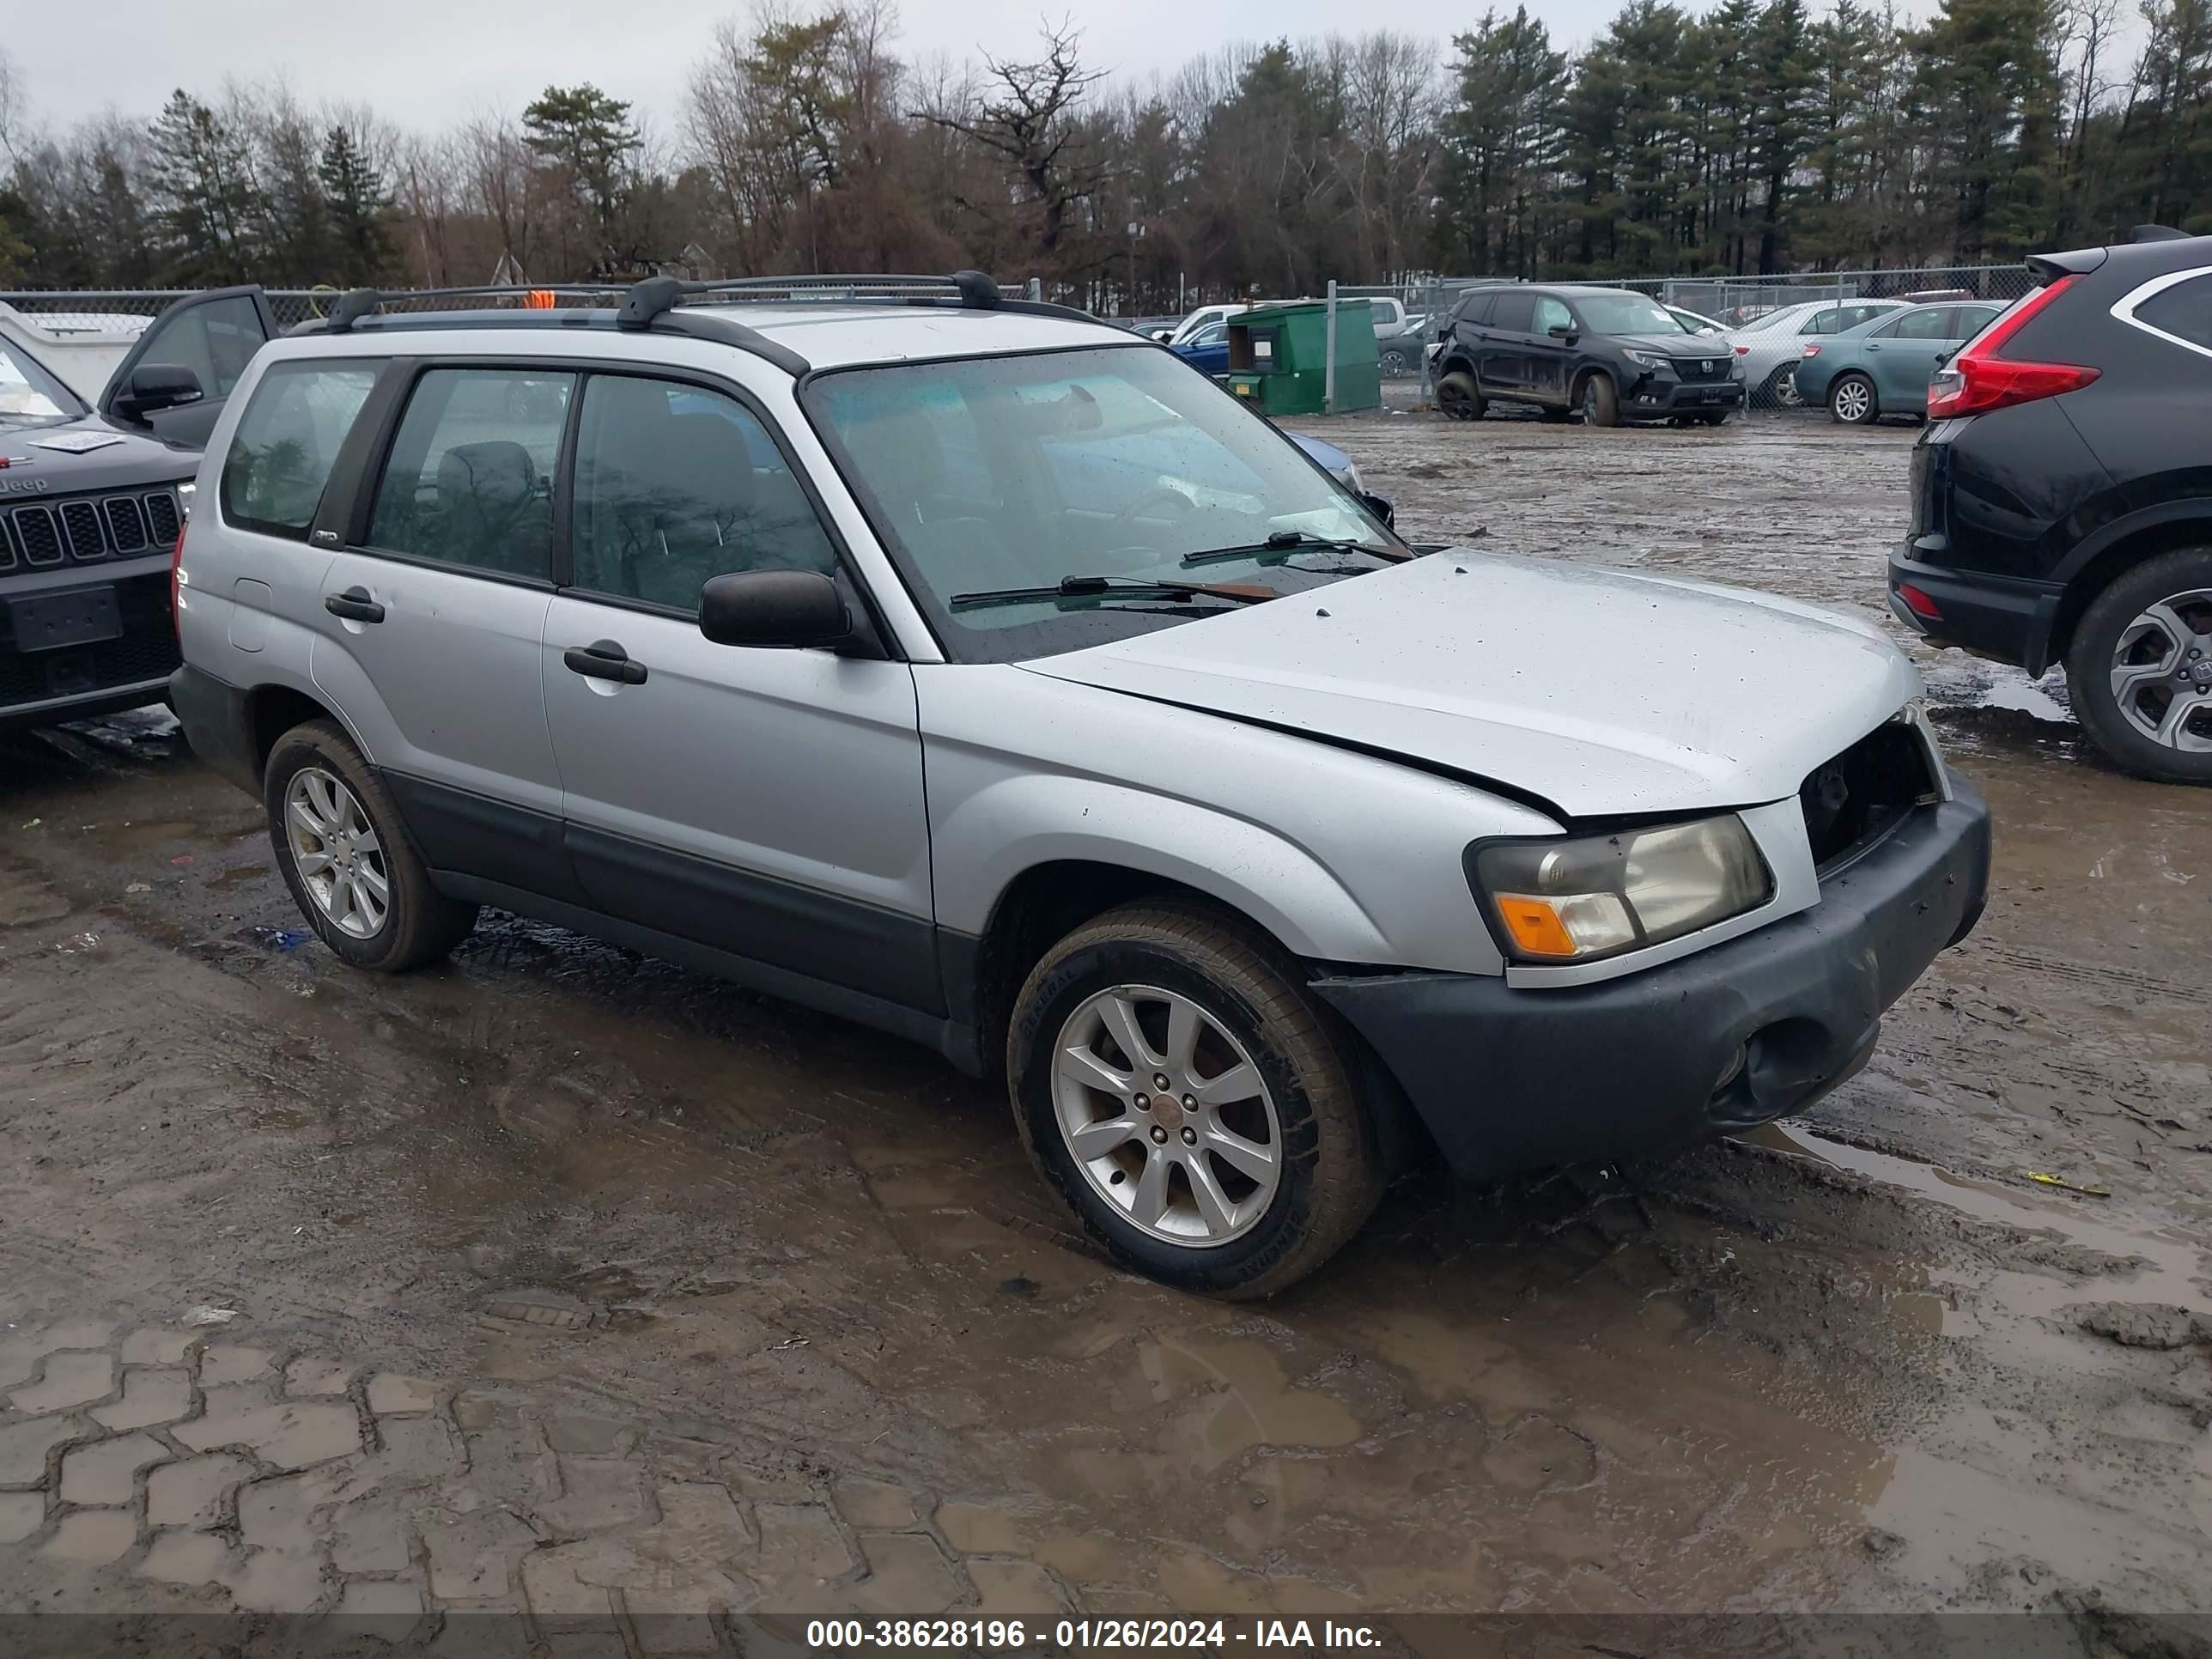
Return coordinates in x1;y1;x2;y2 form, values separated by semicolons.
570;376;838;611
1490;291;1535;331
219;360;381;541
1454;292;1496;327
366;368;573;580
2136;272;2212;354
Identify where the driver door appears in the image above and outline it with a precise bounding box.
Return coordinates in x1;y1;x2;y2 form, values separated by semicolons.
1528;295;1578;401
100;286;279;449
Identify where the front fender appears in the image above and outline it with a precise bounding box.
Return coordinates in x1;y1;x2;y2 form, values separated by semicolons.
933;769;1395;963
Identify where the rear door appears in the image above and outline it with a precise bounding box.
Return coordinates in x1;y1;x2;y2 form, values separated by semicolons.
541;370;936;1011
305;360;574;896
100;287;279;450
1866;307;1956;407
1480;290;1536;398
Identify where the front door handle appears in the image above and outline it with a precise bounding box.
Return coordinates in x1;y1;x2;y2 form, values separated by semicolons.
324;586;385;623
1865;342;1883;352
563;639;647;685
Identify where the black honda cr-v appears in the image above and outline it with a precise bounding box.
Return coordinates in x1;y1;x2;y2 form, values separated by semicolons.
1431;284;1742;427
1888;228;2212;785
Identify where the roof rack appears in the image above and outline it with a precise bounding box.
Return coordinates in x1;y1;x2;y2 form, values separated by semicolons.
613;269;1096;331
292;284;623;336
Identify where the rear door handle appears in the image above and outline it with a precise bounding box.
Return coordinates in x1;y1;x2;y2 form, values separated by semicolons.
562;639;647;685
324;586;384;623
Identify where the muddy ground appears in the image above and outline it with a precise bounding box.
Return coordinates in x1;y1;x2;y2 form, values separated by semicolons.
0;408;2208;1649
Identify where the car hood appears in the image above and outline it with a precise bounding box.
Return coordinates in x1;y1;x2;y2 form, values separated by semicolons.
0;413;197;495
1615;332;1725;360
1018;551;1920;819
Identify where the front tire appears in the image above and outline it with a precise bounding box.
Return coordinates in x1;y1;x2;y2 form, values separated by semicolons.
1578;373;1620;428
1436;370;1484;422
1007;900;1384;1297
2065;550;2212;785
264;720;479;970
1829;374;1879;425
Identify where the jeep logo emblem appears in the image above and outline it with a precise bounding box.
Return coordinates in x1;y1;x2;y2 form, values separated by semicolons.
0;477;50;494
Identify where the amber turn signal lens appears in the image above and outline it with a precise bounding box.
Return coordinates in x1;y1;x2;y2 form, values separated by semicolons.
1495;896;1580;958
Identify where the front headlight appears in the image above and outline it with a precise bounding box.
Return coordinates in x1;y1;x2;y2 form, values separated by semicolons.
1469;816;1773;963
1620;348;1674;371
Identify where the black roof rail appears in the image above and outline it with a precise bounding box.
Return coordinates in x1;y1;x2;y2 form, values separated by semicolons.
613;269;1099;331
291;284;619;335
2130;224;2197;244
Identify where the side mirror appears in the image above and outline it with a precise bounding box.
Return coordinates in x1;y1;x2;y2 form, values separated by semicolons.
698;569;853;649
115;363;205;422
1359;492;1395;529
1546;324;1577;341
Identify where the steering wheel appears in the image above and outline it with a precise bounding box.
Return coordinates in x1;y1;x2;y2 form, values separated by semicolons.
1104;488;1197;541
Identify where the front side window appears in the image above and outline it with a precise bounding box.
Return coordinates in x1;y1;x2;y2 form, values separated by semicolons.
366;368;572;579
1890;307;1954;341
1533;297;1575;335
805;346;1400;664
140;295;268;402
220;360;382;540
570;375;839;611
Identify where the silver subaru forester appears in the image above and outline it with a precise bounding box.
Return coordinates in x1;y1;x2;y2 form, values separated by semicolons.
170;274;1990;1297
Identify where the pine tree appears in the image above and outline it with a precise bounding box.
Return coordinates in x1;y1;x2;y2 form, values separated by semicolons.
319;125;394;284
145;90;259;283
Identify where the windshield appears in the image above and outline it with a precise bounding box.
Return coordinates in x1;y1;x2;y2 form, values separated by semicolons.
804;345;1401;664
1572;294;1689;336
0;339;88;425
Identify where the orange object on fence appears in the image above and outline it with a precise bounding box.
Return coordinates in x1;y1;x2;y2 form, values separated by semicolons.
523;289;558;309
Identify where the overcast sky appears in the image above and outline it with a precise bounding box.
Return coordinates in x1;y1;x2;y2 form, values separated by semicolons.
12;0;1655;136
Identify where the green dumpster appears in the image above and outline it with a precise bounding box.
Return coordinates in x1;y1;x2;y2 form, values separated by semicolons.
1222;300;1380;416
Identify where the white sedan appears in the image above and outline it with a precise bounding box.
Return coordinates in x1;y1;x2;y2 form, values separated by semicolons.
1722;299;1911;408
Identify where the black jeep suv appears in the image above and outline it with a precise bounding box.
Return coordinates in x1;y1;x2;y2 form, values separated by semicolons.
1887;228;2212;785
2;333;200;732
1431;284;1742;427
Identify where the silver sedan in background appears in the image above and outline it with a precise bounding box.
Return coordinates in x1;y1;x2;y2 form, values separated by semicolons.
1723;299;1911;408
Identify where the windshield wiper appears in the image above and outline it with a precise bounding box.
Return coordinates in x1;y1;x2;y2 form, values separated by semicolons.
1179;530;1409;568
948;574;1277;612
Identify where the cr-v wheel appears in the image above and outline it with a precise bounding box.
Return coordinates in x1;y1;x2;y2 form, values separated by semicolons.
1007;899;1383;1297
2067;552;2212;784
264;720;481;969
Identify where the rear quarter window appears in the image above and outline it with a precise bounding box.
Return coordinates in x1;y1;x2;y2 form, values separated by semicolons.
218;359;383;541
2136;272;2212;355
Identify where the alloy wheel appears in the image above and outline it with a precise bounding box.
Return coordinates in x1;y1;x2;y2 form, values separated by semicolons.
2109;589;2212;751
284;766;392;939
1768;366;1804;408
1832;379;1874;422
1051;984;1283;1247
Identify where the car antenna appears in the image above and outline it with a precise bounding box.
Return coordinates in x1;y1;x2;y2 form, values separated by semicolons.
952;270;1003;310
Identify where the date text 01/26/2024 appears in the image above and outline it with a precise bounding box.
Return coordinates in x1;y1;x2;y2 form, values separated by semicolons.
804;1619;1388;1650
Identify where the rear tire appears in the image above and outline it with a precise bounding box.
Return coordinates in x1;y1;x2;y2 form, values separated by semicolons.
1436;370;1484;422
264;720;479;970
1762;364;1804;409
1829;374;1879;425
1007;899;1385;1298
1578;373;1620;428
1379;347;1409;376
2064;550;2212;786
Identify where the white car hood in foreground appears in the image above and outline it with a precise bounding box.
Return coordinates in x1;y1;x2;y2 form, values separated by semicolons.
1019;550;1921;819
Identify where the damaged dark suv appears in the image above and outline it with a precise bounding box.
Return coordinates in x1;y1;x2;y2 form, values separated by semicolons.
1433;284;1744;427
1;334;198;731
